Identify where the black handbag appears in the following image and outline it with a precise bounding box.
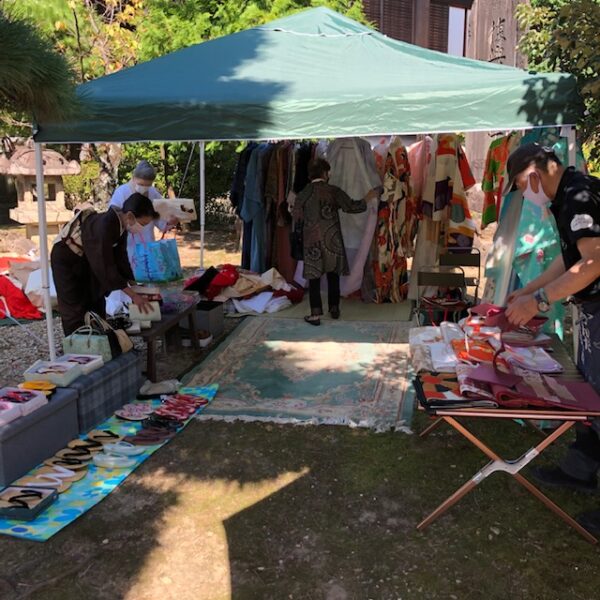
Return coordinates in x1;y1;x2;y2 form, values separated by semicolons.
290;220;304;260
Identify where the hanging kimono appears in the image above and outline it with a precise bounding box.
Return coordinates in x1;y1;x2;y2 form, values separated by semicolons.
327;137;381;296
241;143;274;274
373;137;392;181
481;127;586;338
408;135;476;299
480;133;521;229
271;143;297;282
231;143;257;270
373;139;415;303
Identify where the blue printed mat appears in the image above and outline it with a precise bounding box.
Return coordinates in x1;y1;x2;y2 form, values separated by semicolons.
0;384;218;542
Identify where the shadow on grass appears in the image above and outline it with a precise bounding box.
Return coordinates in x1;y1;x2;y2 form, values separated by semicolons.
1;411;600;599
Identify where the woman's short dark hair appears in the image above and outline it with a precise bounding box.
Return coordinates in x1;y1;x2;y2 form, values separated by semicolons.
308;158;331;181
122;193;159;219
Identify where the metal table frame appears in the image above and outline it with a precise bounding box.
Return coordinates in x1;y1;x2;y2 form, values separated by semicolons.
417;407;600;544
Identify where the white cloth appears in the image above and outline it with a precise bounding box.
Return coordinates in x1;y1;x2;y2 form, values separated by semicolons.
105;290;131;316
232;291;292;315
327;137;381;249
26;268;57;310
429;342;459;372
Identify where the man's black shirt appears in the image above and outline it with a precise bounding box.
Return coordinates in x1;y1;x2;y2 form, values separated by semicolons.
549;167;600;301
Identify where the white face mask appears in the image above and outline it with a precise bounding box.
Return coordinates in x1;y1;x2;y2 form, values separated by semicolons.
127;220;144;235
134;184;151;195
523;172;551;207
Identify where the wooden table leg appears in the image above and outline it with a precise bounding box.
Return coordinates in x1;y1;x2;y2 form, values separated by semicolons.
146;336;157;382
418;417;598;544
419;417;444;439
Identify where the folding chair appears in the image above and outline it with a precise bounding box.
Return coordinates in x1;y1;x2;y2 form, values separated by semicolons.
414;266;469;326
439;247;481;305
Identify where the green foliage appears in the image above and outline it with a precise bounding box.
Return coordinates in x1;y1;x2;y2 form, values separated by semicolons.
119;141;240;226
62;160;100;209
517;0;600;160
2;0;366;213
139;1;364;61
0;10;78;126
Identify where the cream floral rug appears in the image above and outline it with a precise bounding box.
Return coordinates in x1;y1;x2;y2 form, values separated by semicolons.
185;317;413;431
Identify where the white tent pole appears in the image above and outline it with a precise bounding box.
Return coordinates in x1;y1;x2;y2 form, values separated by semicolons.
199;140;206;269
34;142;57;360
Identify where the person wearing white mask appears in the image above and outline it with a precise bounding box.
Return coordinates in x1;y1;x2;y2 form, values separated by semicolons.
109;160;170;259
51;194;155;335
504;143;600;536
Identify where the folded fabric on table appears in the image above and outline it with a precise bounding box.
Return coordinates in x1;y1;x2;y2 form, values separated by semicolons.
491;369;600;411
413;371;498;409
502;345;563;373
468;303;547;335
409;326;442;373
430;342;459;372
455;364;496;401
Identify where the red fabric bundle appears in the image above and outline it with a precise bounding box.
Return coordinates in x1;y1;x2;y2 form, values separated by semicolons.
205;264;239;300
0;275;42;320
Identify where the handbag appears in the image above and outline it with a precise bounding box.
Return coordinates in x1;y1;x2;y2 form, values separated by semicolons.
131;234;183;282
63;325;113;363
85;312;133;355
289;220;304;261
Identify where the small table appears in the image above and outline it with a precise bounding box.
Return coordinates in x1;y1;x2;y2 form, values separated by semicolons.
417;337;600;544
137;304;200;382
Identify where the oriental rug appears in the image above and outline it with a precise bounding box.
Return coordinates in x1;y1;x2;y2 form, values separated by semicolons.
185;318;414;431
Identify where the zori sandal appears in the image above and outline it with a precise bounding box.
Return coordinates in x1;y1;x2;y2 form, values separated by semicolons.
44;456;89;471
67;438;104;453
0;488;44;510
13;473;72;494
87;430;123;444
103;441;146;456
55;447;93;462
115;406;151;421
18;381;56;395
92;453;136;469
123;430;175;446
34;465;87;482
141;416;181;432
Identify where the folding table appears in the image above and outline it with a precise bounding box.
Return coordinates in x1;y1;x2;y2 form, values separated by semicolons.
417;337;600;544
136;304;201;382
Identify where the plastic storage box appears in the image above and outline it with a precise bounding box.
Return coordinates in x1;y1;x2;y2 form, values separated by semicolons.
181;300;224;337
55;354;104;375
67;351;143;433
0;388;78;486
0;387;47;417
24;360;83;387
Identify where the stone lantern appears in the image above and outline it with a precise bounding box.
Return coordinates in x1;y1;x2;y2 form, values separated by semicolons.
0;143;80;239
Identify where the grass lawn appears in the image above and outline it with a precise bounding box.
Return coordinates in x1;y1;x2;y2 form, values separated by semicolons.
0;411;598;600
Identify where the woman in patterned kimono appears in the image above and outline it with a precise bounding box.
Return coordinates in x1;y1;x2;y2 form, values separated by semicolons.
293;159;379;326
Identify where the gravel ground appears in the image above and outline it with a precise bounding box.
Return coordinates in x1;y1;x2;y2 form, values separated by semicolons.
0;316;64;387
0;314;242;388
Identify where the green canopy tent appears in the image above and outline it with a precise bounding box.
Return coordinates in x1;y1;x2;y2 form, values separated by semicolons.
31;7;582;357
35;7;580;142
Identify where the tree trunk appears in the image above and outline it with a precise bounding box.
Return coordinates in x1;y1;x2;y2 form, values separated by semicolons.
88;142;122;209
160;143;175;198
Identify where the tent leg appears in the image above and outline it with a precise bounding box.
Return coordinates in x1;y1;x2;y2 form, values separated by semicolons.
565;125;578;359
199;141;205;269
34;142;57;360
